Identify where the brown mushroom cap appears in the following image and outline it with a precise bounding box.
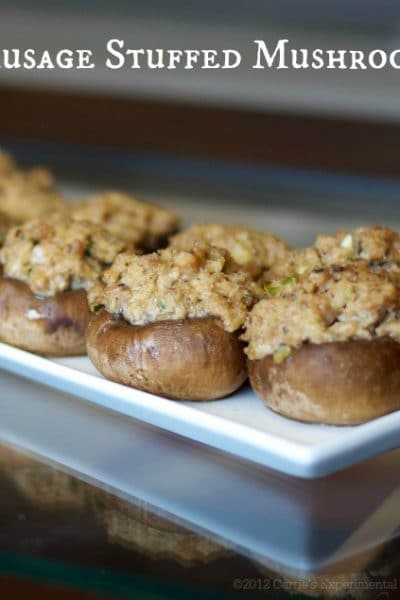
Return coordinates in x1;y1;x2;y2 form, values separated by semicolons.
86;311;247;401
248;338;400;425
0;278;90;356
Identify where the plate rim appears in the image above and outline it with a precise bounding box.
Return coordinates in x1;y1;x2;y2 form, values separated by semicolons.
1;341;399;478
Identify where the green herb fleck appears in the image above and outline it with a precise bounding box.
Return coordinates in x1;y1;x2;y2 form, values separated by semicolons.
265;284;280;296
85;238;95;256
282;275;297;286
273;345;292;364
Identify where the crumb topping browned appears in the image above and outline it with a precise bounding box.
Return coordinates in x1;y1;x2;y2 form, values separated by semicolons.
316;225;400;264
243;262;400;360
0;167;66;221
170;223;289;278
268;226;400;281
0;214;128;297
71;191;180;248
88;245;256;332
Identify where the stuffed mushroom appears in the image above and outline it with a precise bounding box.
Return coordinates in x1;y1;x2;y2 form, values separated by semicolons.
87;245;256;400
243;260;400;425
0;214;128;355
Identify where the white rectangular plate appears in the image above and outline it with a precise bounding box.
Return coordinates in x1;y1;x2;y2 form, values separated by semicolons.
1;341;400;478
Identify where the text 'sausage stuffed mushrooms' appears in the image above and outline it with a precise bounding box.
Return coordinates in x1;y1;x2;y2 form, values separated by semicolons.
87;245;257;401
71;191;180;252
170;223;289;280
243;259;400;425
0;214;128;356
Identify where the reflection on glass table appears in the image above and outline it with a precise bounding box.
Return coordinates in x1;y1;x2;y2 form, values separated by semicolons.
0;371;399;599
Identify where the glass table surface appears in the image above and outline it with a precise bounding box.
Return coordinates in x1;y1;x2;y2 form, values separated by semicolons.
0;370;399;600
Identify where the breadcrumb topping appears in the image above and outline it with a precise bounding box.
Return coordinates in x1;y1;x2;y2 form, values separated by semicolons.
0;214;128;297
71;191;180;248
0;167;66;221
243;262;400;360
268;226;400;281
88;245;256;332
316;225;400;265
170;223;289;277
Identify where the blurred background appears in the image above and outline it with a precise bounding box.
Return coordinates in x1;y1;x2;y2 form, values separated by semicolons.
0;0;400;244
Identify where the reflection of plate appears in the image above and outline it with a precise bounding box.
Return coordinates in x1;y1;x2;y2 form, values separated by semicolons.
0;370;399;575
91;492;230;565
1;342;400;478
